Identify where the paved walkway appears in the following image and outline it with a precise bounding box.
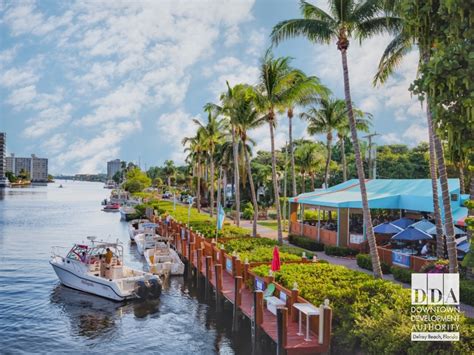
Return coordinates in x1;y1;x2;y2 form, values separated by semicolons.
238;220;474;319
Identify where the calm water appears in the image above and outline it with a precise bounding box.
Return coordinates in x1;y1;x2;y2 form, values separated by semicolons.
0;181;256;354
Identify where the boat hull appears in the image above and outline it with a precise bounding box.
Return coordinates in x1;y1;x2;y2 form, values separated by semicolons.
50;262;126;301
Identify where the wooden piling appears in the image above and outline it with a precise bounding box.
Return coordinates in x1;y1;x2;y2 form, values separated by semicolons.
290;288;299;322
254;290;263;326
197;248;203;275
276;306;288;355
206;256;213;280
235;276;242;306
215;264;223;293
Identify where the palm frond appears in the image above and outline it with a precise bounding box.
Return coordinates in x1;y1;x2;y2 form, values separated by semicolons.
356;16;403;41
271;19;334;46
300;0;334;22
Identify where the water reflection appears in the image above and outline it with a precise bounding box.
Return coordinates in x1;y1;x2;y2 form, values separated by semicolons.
50;284;161;339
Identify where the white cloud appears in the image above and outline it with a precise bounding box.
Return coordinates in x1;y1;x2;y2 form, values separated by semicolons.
403;123;428;145
156;109;201;164
23;103;72;138
0;66;39;88
381;133;402;145
42;133;67;153
246;28;266;56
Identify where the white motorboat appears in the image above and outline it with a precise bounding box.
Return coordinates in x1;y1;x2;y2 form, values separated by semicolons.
120;206;136;221
128;219;155;242
134;231;159;256
144;241;185;276
50;238;162;301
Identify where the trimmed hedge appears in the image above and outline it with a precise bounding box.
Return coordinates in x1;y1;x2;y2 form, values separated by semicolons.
288;234;324;251
460;280;474;306
324;245;359;257
251;263;472;354
356;254;391;274
391;266;413;284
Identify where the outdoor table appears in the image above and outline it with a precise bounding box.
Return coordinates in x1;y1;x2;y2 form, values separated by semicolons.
293;302;320;341
266;296;285;315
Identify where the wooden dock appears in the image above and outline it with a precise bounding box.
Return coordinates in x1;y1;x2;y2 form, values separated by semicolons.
155;218;332;355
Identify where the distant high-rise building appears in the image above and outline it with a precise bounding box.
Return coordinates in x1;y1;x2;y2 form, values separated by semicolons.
5;153;48;182
107;159;121;179
0;133;7;187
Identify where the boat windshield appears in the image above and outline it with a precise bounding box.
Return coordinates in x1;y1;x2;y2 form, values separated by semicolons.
67;243;123;262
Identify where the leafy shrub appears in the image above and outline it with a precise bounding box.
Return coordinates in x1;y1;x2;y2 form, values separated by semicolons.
239;247;302;263
460;280;474;306
224;238;277;253
251;263;471;354
268;212;277;219
324;245;359;257
391;266;413;284
242;202;254;220
289;234;324;251
356;254;391;274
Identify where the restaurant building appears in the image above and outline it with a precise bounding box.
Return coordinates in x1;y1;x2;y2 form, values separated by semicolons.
289;179;468;270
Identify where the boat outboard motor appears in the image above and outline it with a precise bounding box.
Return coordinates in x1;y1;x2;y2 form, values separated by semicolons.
135;280;149;299
148;278;162;298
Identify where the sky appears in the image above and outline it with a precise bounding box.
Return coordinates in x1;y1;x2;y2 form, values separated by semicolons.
0;0;428;175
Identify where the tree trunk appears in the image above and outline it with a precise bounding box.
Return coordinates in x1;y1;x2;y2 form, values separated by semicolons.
232;125;240;226
223;169;227;207
324;135;332;188
217;166;222;212
340;48;383;278
209;158;215;217
433;133;458;272
310;173;315;191
289;111;297;197
426;105;445;258
244;146;258;237
341;137;347;182
269;120;283;243
459;164;465;194
196;164;201;212
301;172;305;193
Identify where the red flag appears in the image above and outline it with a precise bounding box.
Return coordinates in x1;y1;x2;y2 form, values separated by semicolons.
271;246;281;272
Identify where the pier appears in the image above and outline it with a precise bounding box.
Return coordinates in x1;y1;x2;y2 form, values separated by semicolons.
154;217;333;355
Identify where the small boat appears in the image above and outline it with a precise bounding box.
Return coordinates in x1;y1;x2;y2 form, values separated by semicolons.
144;240;184;276
59;184;63;188
104;180;116;189
135;230;163;256
103;203;120;212
50;238;162;301
120;206;136;221
128;219;154;242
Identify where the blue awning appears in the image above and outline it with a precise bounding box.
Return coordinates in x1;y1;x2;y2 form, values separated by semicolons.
391;217;415;229
374;222;403;234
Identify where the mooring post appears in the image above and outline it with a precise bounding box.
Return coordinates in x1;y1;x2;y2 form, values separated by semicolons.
197;248;203;276
290;287;299;322
253;290;264;345
206;256;213;280
232;275;242;332
215;264;223;310
276;306;288;355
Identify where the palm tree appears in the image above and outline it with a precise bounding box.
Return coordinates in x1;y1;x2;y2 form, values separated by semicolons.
253;50;310;244
336;110;371;182
182;132;206;212
233;85;266;237
271;0;400;278
283;74;330;196
301;97;346;188
163;160;176;189
295;141;325;192
373;4;458;266
193;110;224;217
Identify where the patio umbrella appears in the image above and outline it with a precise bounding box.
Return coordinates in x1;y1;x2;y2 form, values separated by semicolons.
271;246;281;272
392;226;433;241
410;219;435;233
374;222;403;234
391;217;415;229
457;240;470;254
426;225;467;236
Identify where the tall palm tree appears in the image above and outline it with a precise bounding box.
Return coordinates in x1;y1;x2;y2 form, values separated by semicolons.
302;97;346;188
192;110;224;217
271;0;400;278
233;85;266;237
336;110;371;182
253;50;310;244
283;74;330;196
163;160;176;188
373;4;458;266
182;132;206;212
295;141;325;192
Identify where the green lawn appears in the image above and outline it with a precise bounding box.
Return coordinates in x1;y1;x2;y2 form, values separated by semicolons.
257;220;288;231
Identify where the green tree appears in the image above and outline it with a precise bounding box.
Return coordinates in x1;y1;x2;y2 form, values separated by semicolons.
294;141;325;192
271;0;400;278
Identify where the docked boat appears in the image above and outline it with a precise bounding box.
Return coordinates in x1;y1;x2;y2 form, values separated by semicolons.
144;240;184;276
134;230;169;256
50;238;162;301
59;184;63;188
120;206;136;221
104;180;116;189
103;203;120;212
128;219;154;242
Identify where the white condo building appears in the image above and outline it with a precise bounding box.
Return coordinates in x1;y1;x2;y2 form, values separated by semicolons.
107;159;121;179
6;153;48;182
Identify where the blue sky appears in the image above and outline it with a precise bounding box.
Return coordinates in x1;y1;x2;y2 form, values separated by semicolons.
0;0;427;174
